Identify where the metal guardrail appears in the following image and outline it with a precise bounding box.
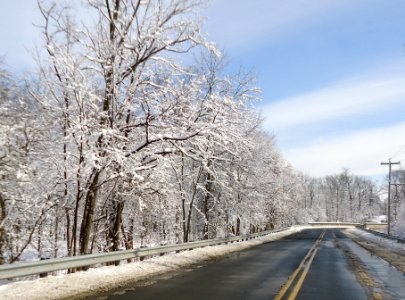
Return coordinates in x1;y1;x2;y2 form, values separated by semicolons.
359;227;405;244
0;228;287;280
308;222;404;243
308;222;361;227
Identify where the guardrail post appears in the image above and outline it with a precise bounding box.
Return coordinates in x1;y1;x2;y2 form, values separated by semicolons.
39;257;49;278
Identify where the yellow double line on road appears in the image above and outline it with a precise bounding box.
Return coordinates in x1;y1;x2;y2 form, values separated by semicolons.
273;230;326;300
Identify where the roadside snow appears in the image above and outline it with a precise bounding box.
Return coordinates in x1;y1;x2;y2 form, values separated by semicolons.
344;228;405;275
347;228;405;253
0;227;302;300
364;215;386;223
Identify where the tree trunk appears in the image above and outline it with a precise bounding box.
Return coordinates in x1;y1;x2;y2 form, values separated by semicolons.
184;166;204;242
236;217;241;235
65;208;71;256
121;220;134;263
53;206;59;258
79;170;100;255
0;193;6;265
203;171;212;240
202;158;214;240
109;200;124;253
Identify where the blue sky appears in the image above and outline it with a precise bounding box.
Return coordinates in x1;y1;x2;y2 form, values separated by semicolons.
1;0;405;180
203;0;405;180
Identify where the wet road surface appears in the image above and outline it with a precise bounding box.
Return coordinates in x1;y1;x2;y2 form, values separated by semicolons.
92;228;405;300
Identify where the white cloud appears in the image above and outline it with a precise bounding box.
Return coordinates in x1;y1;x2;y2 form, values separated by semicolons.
260;62;405;179
283;122;405;178
261;65;405;131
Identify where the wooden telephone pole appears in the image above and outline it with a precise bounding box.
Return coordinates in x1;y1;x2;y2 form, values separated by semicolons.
380;159;400;235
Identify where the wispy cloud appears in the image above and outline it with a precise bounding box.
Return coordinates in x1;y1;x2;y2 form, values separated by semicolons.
260;61;405;179
283;122;405;178
261;65;405;131
204;0;363;50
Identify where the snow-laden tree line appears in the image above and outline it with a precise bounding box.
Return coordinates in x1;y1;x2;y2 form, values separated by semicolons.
390;170;405;236
0;0;383;264
299;170;383;223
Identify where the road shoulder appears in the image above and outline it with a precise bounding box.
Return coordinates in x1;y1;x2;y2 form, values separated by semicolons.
343;228;405;274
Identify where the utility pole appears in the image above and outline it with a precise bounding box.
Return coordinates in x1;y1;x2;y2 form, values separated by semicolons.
380;159;400;235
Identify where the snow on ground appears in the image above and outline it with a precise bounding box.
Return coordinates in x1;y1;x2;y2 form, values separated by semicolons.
0;227;302;300
344;227;405;275
347;228;405;253
364;215;386;223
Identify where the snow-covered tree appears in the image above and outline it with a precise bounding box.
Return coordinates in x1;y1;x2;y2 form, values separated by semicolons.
296;170;382;223
0;62;52;263
1;1;387;266
32;0;214;255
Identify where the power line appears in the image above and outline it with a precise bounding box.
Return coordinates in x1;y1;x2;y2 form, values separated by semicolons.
391;144;405;159
396;156;405;162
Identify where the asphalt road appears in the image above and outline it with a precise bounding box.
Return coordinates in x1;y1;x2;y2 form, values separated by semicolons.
92;229;376;300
